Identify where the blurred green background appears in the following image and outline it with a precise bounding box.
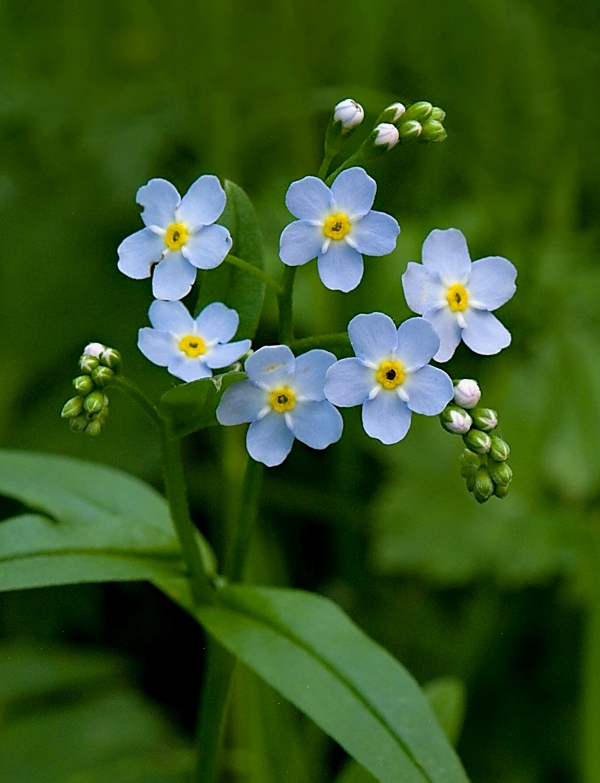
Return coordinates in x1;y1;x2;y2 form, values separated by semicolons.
1;0;600;781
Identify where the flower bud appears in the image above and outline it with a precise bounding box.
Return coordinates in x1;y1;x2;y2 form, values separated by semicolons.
471;407;498;432
83;342;106;358
378;102;405;124
488;459;513;487
453;379;481;409
494;483;510;499
489;436;510;462
404;101;433;122
373;122;399;149
430;106;446;122
420;119;447;143
460;449;480;468
398;120;422;142
61;396;84;419
69;415;89;433
79;354;99;375
440;405;472;434
473;466;494;504
91;365;115;387
463;428;492;454
334;99;364;131
73;375;95;395
100;347;122;371
83;390;105;414
85;419;103;438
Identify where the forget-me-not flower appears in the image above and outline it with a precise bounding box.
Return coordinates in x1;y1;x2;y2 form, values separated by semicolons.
216;346;343;467
324;313;453;445
279;167;400;293
402;228;517;362
118;176;232;301
138;300;250;383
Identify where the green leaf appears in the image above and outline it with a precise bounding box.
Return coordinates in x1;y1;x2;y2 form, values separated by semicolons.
159;371;246;438
422;677;467;748
189;584;470;783
0;450;187;592
195;180;265;339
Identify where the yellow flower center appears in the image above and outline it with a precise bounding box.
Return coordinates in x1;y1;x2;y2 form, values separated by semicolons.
323;213;351;241
179;335;206;357
446;283;469;312
375;360;405;390
165;222;189;250
268;386;296;413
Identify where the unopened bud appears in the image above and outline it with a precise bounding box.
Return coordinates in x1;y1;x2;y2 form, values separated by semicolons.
440;405;472;434
489;436;510;462
378;102;405;124
91;365;115;387
453;379;481;409
334;99;364;131
430;106;446;122
473;467;494;504
83;342;106;358
83;390;105;414
420;119;447;143
73;375;95;395
460;449;480;468
463;428;492;454
100;347;122;371
85;419;103;438
61;396;84;419
373;122;399;149
488;460;513;487
471;407;498;432
494;483;510;499
404;101;433;122
70;415;89;433
79;354;99;374
398;120;422;142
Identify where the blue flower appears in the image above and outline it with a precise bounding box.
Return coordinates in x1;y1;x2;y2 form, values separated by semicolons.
216;346;343;467
279;167;400;292
118;176;232;301
402;228;517;362
324;313;453;445
138;300;250;383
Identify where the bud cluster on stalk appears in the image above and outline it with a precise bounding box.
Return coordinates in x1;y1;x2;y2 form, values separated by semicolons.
61;343;122;437
440;379;513;504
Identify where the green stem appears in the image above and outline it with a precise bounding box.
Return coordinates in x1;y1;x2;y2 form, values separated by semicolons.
289;332;351;355
583;520;600;783
318;153;334;180
278;265;297;345
325;149;362;185
225;456;265;582
225;253;283;294
112;376;163;429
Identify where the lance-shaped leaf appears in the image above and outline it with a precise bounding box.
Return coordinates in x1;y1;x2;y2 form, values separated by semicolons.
195;180;265;339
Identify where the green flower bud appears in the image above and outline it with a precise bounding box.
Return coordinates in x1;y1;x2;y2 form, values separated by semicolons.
463;428;492;454
85;419;103;438
440;405;472;434
83;390;105;414
377;102;406;125
473;466;494;504
100;347;122;371
471;407;498;432
79;354;99;375
91;365;115;387
488;459;513;487
494;483;510;499
430;106;446;122
420;119;447;143
466;471;477;492
489;436;510;462
73;375;95;395
404;101;433;122
398;120;422;142
69;415;89;433
460;449;481;468
61;396;84;419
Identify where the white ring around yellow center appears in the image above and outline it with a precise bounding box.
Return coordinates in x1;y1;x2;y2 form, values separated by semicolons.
269;386;296;413
446;283;469;312
323;213;351;241
376;360;405;390
165;222;189;250
179;335;206;357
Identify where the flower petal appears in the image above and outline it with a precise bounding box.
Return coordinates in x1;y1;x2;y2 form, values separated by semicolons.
324;358;374;407
148;300;194;334
395;317;440;371
195;302;239;343
245;345;295;388
402;365;453;415
349;210;400;256
422;228;471;281
293;349;337;401
362;392;412;444
330;167;376;217
178;175;227;230
117;228;164;280
401;262;445;315
167;354;213;383
247;414;295;467
348;312;398;363
138;328;177;367
461;309;511;355
182;223;232;270
285;176;333;220
423;307;463;363
286;400;343;449
279;220;324;266
151;253;198;301
217;379;268;425
317;241;364;292
206;339;251;369
468;256;517;310
136;178;180;228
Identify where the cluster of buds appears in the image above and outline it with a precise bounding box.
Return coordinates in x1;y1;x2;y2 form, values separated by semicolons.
440;379;513;504
385;101;447;144
61;343;122;437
